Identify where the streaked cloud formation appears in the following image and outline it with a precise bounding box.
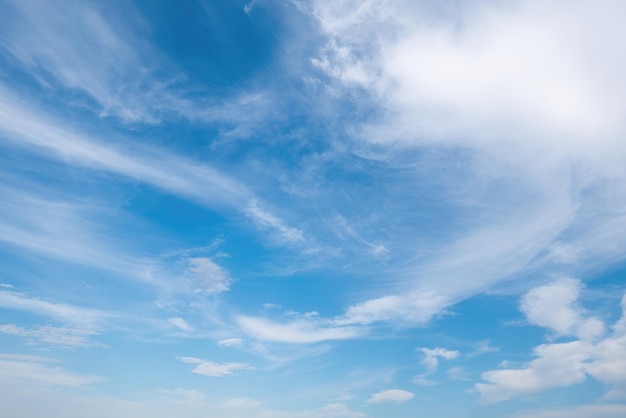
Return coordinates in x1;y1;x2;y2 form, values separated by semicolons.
0;0;625;417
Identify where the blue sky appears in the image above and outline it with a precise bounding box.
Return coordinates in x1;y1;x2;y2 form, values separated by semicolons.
1;0;626;417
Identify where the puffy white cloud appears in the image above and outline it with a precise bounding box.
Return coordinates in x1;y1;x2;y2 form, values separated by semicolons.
313;0;626;151
520;277;605;340
585;335;626;398
367;389;415;403
477;281;626;402
477;341;591;403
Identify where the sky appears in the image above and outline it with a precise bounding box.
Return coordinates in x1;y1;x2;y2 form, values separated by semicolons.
0;0;626;417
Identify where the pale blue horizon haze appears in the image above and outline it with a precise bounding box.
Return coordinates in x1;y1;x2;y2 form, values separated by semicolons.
1;1;626;417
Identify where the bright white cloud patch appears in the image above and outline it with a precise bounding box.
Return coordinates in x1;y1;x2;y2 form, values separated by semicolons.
1;1;626;417
477;280;626;402
236;316;363;343
477;341;591;403
419;347;460;372
520;277;605;340
177;357;249;377
217;338;243;347
367;389;415;403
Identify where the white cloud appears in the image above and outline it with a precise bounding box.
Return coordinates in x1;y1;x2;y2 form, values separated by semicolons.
0;185;161;282
236;315;363;343
0;324;100;348
0;353;59;363
177;357;249;377
0;356;103;387
336;291;448;326
0;0;271;127
313;0;626;149
167;317;194;332
245;200;305;244
585;334;626;399
520;277;605;340
614;295;626;334
218;338;243;347
185;257;232;294
303;0;626;332
367;389;415;403
477;340;591;403
0;290;108;328
176;357;203;364
419;347;460;372
0;85;305;254
477;283;626;402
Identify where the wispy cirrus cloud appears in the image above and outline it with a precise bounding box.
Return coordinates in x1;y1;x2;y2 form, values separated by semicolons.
236;315;363;344
0;354;103;387
0;83;309;250
0;324;102;348
0;290;110;328
294;0;626;330
0;0;273;127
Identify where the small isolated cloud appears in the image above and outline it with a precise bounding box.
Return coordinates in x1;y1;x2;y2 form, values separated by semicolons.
177;357;249;377
419;347;460;372
0;283;13;288
217;338;243;347
168;317;193;332
185;257;231;294
368;389;415;403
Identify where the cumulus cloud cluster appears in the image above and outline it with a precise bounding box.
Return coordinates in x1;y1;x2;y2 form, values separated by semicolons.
477;278;626;403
